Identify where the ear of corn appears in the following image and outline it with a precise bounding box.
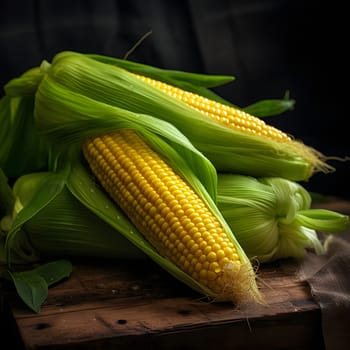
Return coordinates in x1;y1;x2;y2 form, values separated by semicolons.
68;157;234;302
35;51;331;181
216;174;349;262
81;129;262;303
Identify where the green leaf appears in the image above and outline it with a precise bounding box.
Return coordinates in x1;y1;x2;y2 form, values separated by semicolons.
7;259;72;313
8;270;47;313
243;96;295;117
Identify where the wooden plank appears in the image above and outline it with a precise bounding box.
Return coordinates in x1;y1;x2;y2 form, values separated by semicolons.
5;259;324;350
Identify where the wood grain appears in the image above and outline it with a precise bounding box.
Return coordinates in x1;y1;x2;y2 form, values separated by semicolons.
4;258;324;350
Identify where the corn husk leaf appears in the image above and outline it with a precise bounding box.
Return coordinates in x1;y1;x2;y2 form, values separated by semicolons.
0;164;145;313
243;91;295;117
0;65;49;177
4;66;44;97
0;93;48;177
217;174;349;262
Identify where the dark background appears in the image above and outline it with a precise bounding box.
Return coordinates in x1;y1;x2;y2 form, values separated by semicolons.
1;0;349;198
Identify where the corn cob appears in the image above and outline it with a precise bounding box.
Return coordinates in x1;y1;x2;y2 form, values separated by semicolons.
82;128;262;304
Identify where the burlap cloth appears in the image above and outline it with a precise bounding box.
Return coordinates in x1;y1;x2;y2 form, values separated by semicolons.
298;200;350;350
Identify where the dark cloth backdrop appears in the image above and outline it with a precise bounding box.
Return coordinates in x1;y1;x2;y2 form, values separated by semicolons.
1;0;349;198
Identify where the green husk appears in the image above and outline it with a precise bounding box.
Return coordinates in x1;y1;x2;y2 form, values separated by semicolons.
1;170;146;265
217;174;349;263
32;51;331;181
0;94;49;177
0;65;49;177
4;66;44;97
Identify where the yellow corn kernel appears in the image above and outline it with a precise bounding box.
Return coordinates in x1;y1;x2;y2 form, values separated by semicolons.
134;74;290;142
82;129;258;302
